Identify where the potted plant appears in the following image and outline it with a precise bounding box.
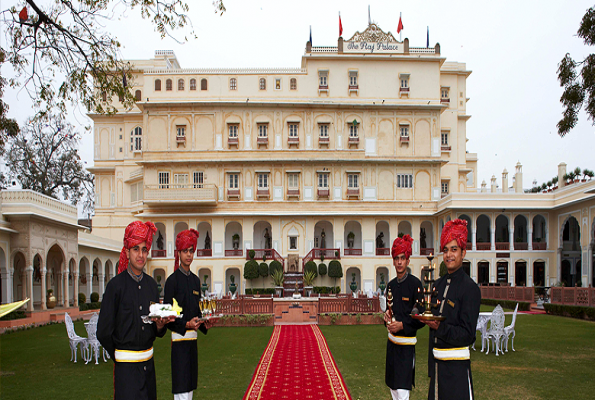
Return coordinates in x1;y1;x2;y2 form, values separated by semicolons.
574;167;582;182
271;269;284;297
378;273;387;292
233;233;240;250
202;275;209;295
47;289;56;309
347;231;355;248
583;169;594;181
229;274;237;295
156;275;163;297
349;273;358;293
303;270;316;297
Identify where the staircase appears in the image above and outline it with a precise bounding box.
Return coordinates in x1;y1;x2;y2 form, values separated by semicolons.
283;272;304;296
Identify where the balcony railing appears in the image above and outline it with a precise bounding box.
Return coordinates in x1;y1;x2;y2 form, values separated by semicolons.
346;188;360;198
152;249;166;258
257;136;268;145
514;242;528;251
144;184;218;205
256;188;270;199
533;242;546;250
348;136;359;144
288;136;299;144
246;249;285;268
400;136;409;143
466;242;472;250
317;188;329;198
376;248;390;256
441;145;451;151
319;136;329;144
196;249;212;257
441;98;450;103
176;135;186;143
228;136;239;145
495;242;510;251
420;248;434;256
287;189;300;198
227;189;240;199
400;87;410;92
225;249;243;257
303;248;340;268
344;248;362;256
476;242;491;251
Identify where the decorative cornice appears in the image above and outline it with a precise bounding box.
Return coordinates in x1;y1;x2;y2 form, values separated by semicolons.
348;24;398;43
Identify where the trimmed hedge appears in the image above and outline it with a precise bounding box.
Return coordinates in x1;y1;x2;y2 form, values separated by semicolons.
304;261;318;277
318;263;327;276
544;303;595;321
245;288;276;295
269;260;283;275
481;299;531;311
259;262;269;278
328;260;343;279
78;293;86;304
79;301;101;312
243;260;259;280
313;286;341;294
90;292;99;303
0;310;27;321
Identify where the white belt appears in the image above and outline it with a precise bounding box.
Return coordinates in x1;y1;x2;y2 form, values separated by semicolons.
172;331;198;342
388;332;417;345
433;346;470;361
114;347;153;363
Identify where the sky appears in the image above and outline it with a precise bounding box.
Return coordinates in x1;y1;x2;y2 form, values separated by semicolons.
3;0;595;190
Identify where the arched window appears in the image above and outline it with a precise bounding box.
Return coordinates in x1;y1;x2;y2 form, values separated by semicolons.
166;79;172;91
135;90;142;101
259;78;266;90
154;79;161;91
190;79;196;90
130;127;142;152
200;79;208;91
178;79;184;91
229;78;237;90
290;78;297;90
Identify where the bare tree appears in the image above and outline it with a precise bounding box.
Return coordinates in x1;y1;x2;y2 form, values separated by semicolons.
3;113;94;213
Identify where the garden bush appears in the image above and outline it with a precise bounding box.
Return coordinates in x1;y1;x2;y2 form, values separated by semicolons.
90;292;99;303
544;303;595;320
318;263;327;276
304;261;318;277
269;260;283;275
78;293;86;304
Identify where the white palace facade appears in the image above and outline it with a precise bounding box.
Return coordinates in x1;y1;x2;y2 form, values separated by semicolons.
84;24;595;296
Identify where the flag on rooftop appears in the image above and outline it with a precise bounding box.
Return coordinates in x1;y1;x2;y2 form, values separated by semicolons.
397;15;404;34
339;13;343;37
309;25;312;45
427;26;429;48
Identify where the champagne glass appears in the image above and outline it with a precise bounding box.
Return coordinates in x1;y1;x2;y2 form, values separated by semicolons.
199;299;205;316
210;299;217;316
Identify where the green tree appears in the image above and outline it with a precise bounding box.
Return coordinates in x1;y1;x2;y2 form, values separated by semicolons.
0;0;225;144
328;260;343;288
557;6;595;137
2;113;94;211
259;262;268;288
243;260;259;287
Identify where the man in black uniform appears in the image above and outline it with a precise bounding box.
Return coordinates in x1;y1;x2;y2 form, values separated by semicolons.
384;234;425;400
164;229;212;400
98;221;173;400
424;219;481;400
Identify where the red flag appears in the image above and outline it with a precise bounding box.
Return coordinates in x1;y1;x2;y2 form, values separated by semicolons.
339;14;343;37
397;16;404;33
19;6;28;22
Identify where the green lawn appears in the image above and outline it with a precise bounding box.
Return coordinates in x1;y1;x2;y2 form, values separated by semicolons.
1;308;595;399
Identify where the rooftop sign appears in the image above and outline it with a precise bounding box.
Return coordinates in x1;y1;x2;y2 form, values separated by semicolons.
344;24;404;54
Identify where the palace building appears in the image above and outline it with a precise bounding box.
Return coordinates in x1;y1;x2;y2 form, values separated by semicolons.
81;23;595;296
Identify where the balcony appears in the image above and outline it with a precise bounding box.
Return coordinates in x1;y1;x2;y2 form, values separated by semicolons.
344;248;362;256
287;189;300;199
441;97;450;104
400;87;410;98
228;136;239;147
496;242;510;251
348;136;359;145
227;189;240;199
176;135;186;143
376;248;390;256
288;136;299;146
420;248;434;256
196;249;212;257
225;249;243;257
476;242;491;251
318;85;329;94
532;242;546;250
346;188;360;199
514;242;528;251
144;184;218;206
257;136;268;146
317;188;330;198
400;135;409;143
441;145;451;151
466;242;472;251
348;85;358;94
152;249;166;258
257;188;270;199
319;136;329;146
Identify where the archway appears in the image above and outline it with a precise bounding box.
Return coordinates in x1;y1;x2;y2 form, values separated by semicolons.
397;221;412;238
197;222;212;256
344;221;362;255
174;222;189;248
225;222;243;256
47;244;65;306
561;260;572;287
496;261;508;284
226;268;241;296
152;222;166;258
198;268;211;293
314;221;334;249
376;266;390;292
514;215;528;250
533;261;545;287
478;261;489;285
345;267;361;294
420;221;434;255
253;221;273;250
458;214;472;249
79;257;90;303
13;252;27;302
375;221;390;256
495;215;509;249
562;216;580;251
532;215;547;250
153;268;166;298
462;260;471;276
515;261;527;286
476;215;491;250
0;247;6;303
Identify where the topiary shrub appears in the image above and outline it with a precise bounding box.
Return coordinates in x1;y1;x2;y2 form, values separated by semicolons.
90;292;100;303
244;260;259;287
318;263;327;276
78;292;86;304
248;249;256;260
328;260;343;288
269;260;283;276
259;262;269;287
305;261;318;277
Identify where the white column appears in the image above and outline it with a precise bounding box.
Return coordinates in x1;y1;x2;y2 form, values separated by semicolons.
0;268;12;304
528;226;533;251
556;248;562;284
40;267;47;310
472;227;477;251
508;226;514;251
73;271;79;307
63;269;69;307
98;271;105;302
57;272;64;307
587;247;593;287
490;228;496;251
25;265;34;311
86;271;92;302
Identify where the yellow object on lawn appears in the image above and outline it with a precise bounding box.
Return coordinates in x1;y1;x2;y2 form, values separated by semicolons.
0;298;30;318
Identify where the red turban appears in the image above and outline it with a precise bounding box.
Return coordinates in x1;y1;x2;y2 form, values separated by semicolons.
118;221;157;274
174;229;199;271
440;219;468;251
392;235;413;259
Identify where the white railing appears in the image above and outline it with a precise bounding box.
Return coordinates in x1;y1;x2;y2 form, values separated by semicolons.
155;50;175;56
310;46;338;53
144;184;218;202
0;189;77;217
146;67;307;75
409;47;437;54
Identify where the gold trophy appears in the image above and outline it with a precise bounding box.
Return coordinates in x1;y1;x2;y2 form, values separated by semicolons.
411;253;446;321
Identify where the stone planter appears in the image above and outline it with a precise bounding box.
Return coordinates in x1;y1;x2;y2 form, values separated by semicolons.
274;286;284;297
229;283;237;295
304;286;313;297
349;282;358;292
47;294;56;309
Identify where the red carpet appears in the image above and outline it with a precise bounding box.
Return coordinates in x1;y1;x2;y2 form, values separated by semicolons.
243;325;352;400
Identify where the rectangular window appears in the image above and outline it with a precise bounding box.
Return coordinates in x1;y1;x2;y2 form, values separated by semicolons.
319;71;328;87
289;123;298;137
400;126;409;137
397;174;413;188
400;78;409;88
290;78;297;90
176;125;186;138
349;124;358;138
258;173;269;189
275;78;281;90
318;173;329;188
174;173;188;188
349;71;358;87
228;174;239;189
441;181;449;194
131;182;144;203
348;174;359;188
158;172;170;189
319;124;329;138
441;88;450;99
289;236;297;250
229;78;237;90
190;79;196;90
258;124;268;138
441;132;449;145
288;173;299;189
193;172;204;188
229;124;238;138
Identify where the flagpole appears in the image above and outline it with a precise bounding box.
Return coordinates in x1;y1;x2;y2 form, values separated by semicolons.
399;12;402;42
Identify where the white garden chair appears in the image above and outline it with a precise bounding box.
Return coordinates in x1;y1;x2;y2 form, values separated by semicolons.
502;303;519;352
486;305;505;356
472;315;490;352
64;312;88;363
84;313;110;364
